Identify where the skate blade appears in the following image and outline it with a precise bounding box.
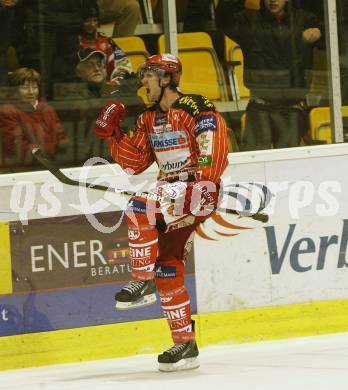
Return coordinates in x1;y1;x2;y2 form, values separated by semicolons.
115;293;157;310
159;357;200;372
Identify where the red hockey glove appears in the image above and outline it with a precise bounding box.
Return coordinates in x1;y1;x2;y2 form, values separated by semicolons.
94;101;126;140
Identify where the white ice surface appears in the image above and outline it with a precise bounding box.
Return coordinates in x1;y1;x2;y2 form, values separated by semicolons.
1;332;348;390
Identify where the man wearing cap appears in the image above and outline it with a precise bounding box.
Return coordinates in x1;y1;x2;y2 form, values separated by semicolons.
79;6;133;81
76;47;139;98
76;48;107;89
73;47;144;163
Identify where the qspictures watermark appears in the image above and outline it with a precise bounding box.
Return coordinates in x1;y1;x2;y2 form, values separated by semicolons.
7;158;343;232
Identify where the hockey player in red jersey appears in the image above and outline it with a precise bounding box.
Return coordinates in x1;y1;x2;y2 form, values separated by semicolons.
94;53;229;371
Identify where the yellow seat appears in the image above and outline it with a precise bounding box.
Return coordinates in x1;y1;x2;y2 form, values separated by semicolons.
224;36;250;100
172;31;214;49
98;23;115;37
245;0;260;9
113;36;150;105
158;32;228;102
227;127;239;152
309;106;348;143
239;112;247;145
113;36;149;72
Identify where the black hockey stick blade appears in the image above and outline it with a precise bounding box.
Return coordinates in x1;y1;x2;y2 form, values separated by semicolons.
32;148;269;223
32;147;110;192
240;211;268;223
258;213;269;223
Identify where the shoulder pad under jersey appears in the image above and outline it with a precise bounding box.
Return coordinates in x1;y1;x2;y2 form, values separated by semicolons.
144;103;157;113
135;103;156;121
173;94;216;117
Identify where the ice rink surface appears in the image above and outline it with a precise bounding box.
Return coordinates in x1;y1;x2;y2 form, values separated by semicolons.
1;332;348;390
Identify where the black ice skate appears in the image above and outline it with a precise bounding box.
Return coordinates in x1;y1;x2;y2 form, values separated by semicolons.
158;340;200;372
115;279;157;310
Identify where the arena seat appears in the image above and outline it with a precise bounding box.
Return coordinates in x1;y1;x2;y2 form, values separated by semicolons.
245;0;260;10
98;23;114;37
113;36;150;104
224;36;250;101
158;32;229;102
309;106;348;144
227;127;239;152
162;31;214;50
113;36;149;72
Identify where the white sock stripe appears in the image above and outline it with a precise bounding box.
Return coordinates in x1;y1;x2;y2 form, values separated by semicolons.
162;300;190;310
129;239;158;248
172;325;192;333
132;265;155;271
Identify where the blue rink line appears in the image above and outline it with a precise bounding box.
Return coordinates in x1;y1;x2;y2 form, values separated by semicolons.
0;276;197;337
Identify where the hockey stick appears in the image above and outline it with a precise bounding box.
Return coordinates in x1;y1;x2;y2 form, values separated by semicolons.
32;148;269;223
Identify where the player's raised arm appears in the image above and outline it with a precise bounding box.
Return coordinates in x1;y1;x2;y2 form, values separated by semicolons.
94;100;154;174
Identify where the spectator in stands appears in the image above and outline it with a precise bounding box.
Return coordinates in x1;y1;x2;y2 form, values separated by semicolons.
0;0;18;86
75;47;138;97
72;48;143;162
0;68;67;166
97;0;141;37
296;0;324;20
79;5;133;81
223;0;322;150
215;0;244;31
296;0;348;105
14;0;98;99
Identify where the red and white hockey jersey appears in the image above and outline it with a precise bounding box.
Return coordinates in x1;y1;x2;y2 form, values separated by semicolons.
110;94;229;184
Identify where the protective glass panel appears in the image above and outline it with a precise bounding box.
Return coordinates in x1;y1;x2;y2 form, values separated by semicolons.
215;0;338;151
0;0;149;173
337;0;348;142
